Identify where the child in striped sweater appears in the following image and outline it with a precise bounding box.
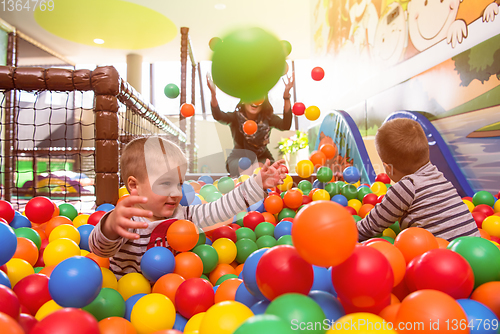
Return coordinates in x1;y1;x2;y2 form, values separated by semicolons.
89;136;287;279
357;118;480;242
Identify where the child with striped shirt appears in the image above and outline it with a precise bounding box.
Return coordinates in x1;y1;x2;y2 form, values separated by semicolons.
89;136;287;279
357;118;480;242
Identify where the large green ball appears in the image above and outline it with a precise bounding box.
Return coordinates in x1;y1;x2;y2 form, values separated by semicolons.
472;191;496;207
234;314;295;334
447;236;500;288
217;176;235;194
235;238;259;263
236;227;257;242
316;167;333;183
82;288;125;321
192;244;219;274
58;203;78;221
254;222;275;239
211;27;287;102
256;235;277;249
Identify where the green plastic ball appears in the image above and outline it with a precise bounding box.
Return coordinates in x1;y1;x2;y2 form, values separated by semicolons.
215;274;239;286
14;227;41;250
164;83;180;99
217;176;235;194
281;40;292;56
277;208;296;221
234;314;294;334
356;187;373;202
352;215;362;222
82;288;125;321
256;235;277;249
235;211;247;227
316;167;333;183
276;235;293;246
340;184;358;201
236;227;256;242
34;267;43;273
298;180;313;193
58;203;78;221
472;191;496;207
388;221;401;235
200;184;218;199
192;244;219;274
205;191;223;202
325;181;343;197
192;228;207;249
254;222;275;239
379;236;395;244
235;238;259;263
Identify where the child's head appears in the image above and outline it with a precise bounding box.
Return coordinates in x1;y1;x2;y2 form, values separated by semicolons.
121;136;188;219
375;118;429;180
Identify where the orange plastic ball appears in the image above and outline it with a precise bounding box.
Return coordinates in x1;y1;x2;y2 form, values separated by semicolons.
235;263;244;276
243;120;258;135
319;143;337;160
263;195;283;215
38;265;56;278
166;219;199;252
174;252;203;280
471;281;500;319
395;290;468;334
98;317;137;334
152;273;186;307
394;227;438;264
190;182;201;193
283;189;303;210
358;204;375;218
86;252;110;269
292;200;358;267
435;237;450;249
309;151;327;168
180;103;195;118
214;278;243;303
479;228;491;240
208;263;236;286
13;237;39;267
0;312;24;334
366;240;406;287
379;303;401;324
261;212;276;225
45;216;73;238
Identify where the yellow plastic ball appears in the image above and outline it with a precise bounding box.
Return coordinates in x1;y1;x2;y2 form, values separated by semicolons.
35;299;63;321
305;105;321;121
199;301;254;334
184;311;205;332
253;167;261;175
238;174;251;183
43;238;80;267
295;159;314;178
212;238;237;264
463;199;474;212
326;312;397;333
383;228;397;239
277;174;293;192
130;293;176;334
353;181;361;188
6;258;34;287
117;272;152;301
370;182;387;196
312;189;330;201
291;187;304;195
49;224;81;244
73;214;90;228
102;267;118;290
119;185;129;198
347;199;362;213
490;240;500;246
494;199;500;213
482;215;500;238
80;249;90;256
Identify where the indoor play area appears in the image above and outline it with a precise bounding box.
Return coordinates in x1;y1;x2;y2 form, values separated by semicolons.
1;1;500;333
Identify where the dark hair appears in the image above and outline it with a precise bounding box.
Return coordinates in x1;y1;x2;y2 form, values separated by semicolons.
236;96;274;119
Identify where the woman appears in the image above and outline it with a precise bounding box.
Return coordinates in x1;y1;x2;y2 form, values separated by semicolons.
207;73;294;176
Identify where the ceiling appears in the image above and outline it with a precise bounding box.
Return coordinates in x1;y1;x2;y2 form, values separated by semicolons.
3;0;312;65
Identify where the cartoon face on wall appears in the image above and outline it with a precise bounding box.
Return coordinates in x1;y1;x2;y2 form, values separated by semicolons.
373;2;407;67
407;0;463;51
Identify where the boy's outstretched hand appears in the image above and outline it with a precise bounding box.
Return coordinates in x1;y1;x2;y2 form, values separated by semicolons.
102;189;152;240
257;159;288;190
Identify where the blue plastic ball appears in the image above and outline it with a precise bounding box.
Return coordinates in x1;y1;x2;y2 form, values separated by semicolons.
251;300;270;315
331;194;348;207
308;290;345;322
77;224;95;252
124;293;147;321
312;179;325;189
311;265;332;292
192;195;202;205
0;222;17;266
48;256;103;308
9;211;31;229
235;282;260;307
180;182;196;206
239;157;252;170
242;248;268;300
274;220;292;239
457;299;499;334
198;175;214;184
343;166;360;184
96;203;115;212
173;313;188;332
140;246;176;282
248;199;265;213
0;270;11;288
205;238;213;246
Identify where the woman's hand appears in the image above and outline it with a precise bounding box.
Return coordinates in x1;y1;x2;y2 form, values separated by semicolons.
282;72;295;97
206;73;216;96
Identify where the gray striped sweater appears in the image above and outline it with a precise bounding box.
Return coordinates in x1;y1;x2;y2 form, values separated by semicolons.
357;162;480;241
89;175;265;280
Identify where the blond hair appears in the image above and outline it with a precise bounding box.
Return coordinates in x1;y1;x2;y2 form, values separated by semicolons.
120;136;187;186
375;118;429;174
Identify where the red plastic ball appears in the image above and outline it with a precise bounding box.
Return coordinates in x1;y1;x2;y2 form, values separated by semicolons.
405;248;474;299
377;195;385;203
180;103;195;118
175;277;214;319
243;120;258;135
230;223;241;230
211;225;237;243
87;211;106;226
18;313;38;334
331;245;394;308
0;285;21;320
255;245;313;300
362;193;378;206
375;173;391;184
472;211;487;228
30;308;100;334
0;200;15;224
25;197;55;225
344;206;357;215
292;102;306;116
311;67;325;81
13;274;51;316
243;211;265;231
473;204;495;217
301;195;312;205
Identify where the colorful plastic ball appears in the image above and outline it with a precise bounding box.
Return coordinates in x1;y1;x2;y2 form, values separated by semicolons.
95;203;114;213
365;240;406;287
375;173;391;184
308;290;345;322
362;192;378;206
31;308;100;334
13;237;38;266
470;281;500;320
238;157;252;170
255;235;276;248
243;212;265;231
277;175;294;192
234;283;260;308
263;195;283;215
448;236;500;288
43;238;80;267
495;199;500;213
212;238;237;264
243;120;258;135
312;189;330;201
215;278;243;303
166;219;199;252
117;273;151;301
180;103;195;118
150;274;183;308
254;222;275;239
283;189;303;210
179;183;196;206
482;215;500;238
370;181;387;196
241;248;268;300
394;227;439;264
277;208;295;221
73;214;90;228
0;223;18;266
0;284;21;320
175;277;214;319
164;83;180;99
131;293;176;334
256;245;313;300
87;211;106;226
98;316;137;334
298;180;313;194
24;197;55;225
212;226;237;243
124;293;146;321
295;159;314;178
236;227;256;242
312;179;325;190
208;36;222;51
211;27;286;102
216;176;234;194
199;300;253;334
192;244;218;274
15;227;42;250
77;224;94;252
172;251;202;279
474;204;495;217
266;293;325;332
140;247;175;282
311;66;325;81
48;224;80;245
9;213;31;229
292;102;306;116
0;200;15;223
456;298;499;334
473;191;496;208
235;238;258;263
305;106;321;121
330;194;348;207
274;220;292;240
309;151;326;168
317;166;333;183
292;201;357;267
319;143;337;160
209;263;236;286
343;166;360;184
0;269;10;288
235;313;292;334
6;258;34;287
82;287;125;321
340;183;358;201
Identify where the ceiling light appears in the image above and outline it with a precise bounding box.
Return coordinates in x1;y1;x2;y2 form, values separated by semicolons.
93;38;105;44
214;3;226;10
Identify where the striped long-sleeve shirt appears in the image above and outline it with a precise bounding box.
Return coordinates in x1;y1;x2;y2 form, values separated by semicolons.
89;174;266;280
357;162;480;242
